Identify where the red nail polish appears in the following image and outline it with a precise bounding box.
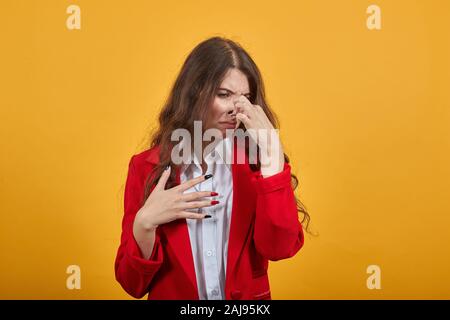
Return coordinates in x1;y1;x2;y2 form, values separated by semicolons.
211;200;219;205
211;192;219;196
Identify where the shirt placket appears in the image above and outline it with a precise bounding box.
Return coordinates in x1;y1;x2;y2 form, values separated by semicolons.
201;160;222;300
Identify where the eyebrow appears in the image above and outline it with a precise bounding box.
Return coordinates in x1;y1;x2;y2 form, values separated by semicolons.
218;87;251;96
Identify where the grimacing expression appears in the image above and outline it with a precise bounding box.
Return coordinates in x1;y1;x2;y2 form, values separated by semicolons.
204;68;251;136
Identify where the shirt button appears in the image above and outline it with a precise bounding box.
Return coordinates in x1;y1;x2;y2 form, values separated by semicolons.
207;250;212;257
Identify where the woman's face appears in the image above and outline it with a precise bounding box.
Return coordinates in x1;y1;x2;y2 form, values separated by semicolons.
204;68;251;136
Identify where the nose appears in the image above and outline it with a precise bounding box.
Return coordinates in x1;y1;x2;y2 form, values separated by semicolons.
227;99;238;117
227;94;243;117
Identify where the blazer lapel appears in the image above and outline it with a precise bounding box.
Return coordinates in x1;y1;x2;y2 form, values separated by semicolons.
145;148;199;298
225;139;257;290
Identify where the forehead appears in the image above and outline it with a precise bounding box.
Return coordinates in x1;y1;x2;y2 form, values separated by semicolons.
219;68;250;93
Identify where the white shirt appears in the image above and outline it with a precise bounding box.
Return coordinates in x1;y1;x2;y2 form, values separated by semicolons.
179;137;233;300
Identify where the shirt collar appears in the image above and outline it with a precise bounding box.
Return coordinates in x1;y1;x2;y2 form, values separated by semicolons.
178;135;233;175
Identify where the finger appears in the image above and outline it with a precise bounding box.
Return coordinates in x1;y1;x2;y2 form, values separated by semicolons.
154;165;171;192
237;95;251;104
175;174;212;192
234;106;250;122
235;95;251;104
177;211;211;220
235;117;241;129
235;100;254;116
234;100;249;111
180;191;218;202
181;200;219;210
236;112;251;128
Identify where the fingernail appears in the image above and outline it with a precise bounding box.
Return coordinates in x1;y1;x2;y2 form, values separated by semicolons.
204;174;213;180
165;165;170;170
211;200;219;205
210;192;219;196
204;215;212;218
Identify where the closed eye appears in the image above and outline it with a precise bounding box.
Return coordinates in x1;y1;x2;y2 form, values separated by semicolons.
217;89;251;100
218;93;230;98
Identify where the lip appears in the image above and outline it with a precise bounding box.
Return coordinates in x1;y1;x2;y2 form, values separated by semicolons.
219;121;237;129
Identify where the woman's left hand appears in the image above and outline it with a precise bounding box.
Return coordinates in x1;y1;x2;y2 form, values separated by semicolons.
234;95;285;177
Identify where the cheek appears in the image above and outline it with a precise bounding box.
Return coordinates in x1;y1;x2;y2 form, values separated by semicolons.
209;98;228;120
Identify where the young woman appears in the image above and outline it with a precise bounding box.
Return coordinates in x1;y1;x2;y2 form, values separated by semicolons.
115;37;310;300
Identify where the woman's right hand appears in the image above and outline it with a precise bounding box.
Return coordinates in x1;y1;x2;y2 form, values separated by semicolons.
133;166;218;232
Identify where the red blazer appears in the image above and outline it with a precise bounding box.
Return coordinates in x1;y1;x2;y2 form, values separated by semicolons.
114;141;304;300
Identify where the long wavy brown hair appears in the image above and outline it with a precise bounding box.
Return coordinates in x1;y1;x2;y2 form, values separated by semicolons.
142;36;311;233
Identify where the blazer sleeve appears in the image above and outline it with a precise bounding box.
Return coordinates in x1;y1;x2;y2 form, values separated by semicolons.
114;155;163;299
251;162;305;261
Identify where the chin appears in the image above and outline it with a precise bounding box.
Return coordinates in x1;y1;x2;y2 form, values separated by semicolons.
221;128;236;137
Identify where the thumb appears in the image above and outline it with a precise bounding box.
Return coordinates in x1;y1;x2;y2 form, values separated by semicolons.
154;165;171;191
235;118;241;130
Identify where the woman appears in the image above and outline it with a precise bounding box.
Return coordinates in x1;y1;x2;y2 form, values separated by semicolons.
115;36;310;300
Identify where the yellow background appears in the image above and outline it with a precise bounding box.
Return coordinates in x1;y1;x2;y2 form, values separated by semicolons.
1;0;449;299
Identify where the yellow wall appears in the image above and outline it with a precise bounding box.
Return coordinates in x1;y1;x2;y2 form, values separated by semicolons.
1;0;449;299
